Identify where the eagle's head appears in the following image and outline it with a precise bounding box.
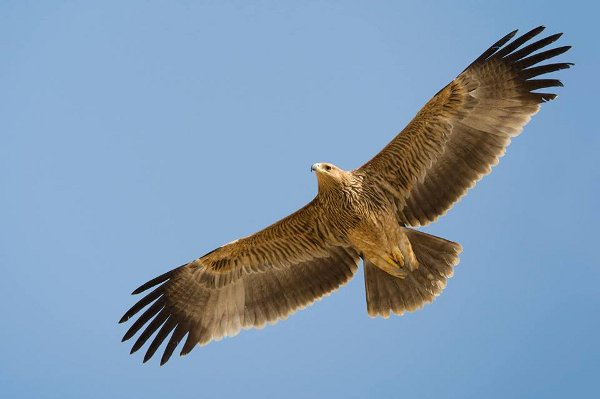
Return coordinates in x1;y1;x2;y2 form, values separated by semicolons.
311;162;352;192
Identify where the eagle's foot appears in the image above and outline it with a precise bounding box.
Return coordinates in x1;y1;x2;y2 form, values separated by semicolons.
391;247;405;267
373;255;408;278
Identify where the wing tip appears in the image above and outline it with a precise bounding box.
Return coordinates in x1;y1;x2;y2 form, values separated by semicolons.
542;93;558;102
159;353;171;366
121;334;131;343
531;25;546;34
130;344;141;355
130;263;188;295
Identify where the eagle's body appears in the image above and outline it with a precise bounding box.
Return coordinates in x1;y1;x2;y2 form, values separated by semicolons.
120;26;571;365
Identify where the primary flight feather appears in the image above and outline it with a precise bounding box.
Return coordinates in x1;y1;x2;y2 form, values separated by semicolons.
120;26;571;365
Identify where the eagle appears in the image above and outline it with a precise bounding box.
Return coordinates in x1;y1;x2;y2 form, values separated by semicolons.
120;26;571;365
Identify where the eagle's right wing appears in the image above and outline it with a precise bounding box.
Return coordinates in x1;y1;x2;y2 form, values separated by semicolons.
119;199;359;365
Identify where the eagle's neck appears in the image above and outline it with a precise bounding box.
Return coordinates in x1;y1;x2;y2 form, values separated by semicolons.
316;172;362;203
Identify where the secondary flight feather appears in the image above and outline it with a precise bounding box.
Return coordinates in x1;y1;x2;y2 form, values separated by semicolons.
120;26;571;365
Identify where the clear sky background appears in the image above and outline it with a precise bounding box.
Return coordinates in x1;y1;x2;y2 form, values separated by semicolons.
1;1;598;398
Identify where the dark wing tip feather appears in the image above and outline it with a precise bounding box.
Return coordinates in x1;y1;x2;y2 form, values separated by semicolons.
517;45;571;67
524;78;564;90
131;264;187;295
519;62;574;79
143;316;178;363
468;28;519;68
130;308;170;355
493;26;546;59
540;93;558;102
119;286;164;324
160;323;190;365
121;299;166;342
504;32;564;62
180;329;200;357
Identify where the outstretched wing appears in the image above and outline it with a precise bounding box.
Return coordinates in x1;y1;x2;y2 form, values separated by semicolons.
119;199;359;365
358;26;572;226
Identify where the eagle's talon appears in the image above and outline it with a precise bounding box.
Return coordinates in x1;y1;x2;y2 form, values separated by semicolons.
391;247;405;266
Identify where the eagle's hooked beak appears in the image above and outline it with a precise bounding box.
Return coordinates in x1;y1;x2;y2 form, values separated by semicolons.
311;163;320;172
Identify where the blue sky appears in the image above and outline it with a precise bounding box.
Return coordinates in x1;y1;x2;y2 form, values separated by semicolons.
1;1;598;398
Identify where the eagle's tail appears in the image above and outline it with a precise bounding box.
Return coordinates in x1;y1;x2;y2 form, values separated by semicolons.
363;229;462;318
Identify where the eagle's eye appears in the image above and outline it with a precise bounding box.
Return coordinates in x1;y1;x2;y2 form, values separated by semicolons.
324;165;332;171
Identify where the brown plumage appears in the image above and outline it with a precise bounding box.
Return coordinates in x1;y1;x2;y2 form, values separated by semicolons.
120;26;571;364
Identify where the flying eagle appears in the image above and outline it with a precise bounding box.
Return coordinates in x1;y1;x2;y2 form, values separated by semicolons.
120;26;571;365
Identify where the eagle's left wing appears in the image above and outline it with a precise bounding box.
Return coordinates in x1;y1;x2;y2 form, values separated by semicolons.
358;26;571;226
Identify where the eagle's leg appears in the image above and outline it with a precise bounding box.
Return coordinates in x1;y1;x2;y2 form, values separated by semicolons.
398;232;419;271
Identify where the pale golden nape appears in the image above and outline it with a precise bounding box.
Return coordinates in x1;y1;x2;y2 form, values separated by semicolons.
120;26;571;365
